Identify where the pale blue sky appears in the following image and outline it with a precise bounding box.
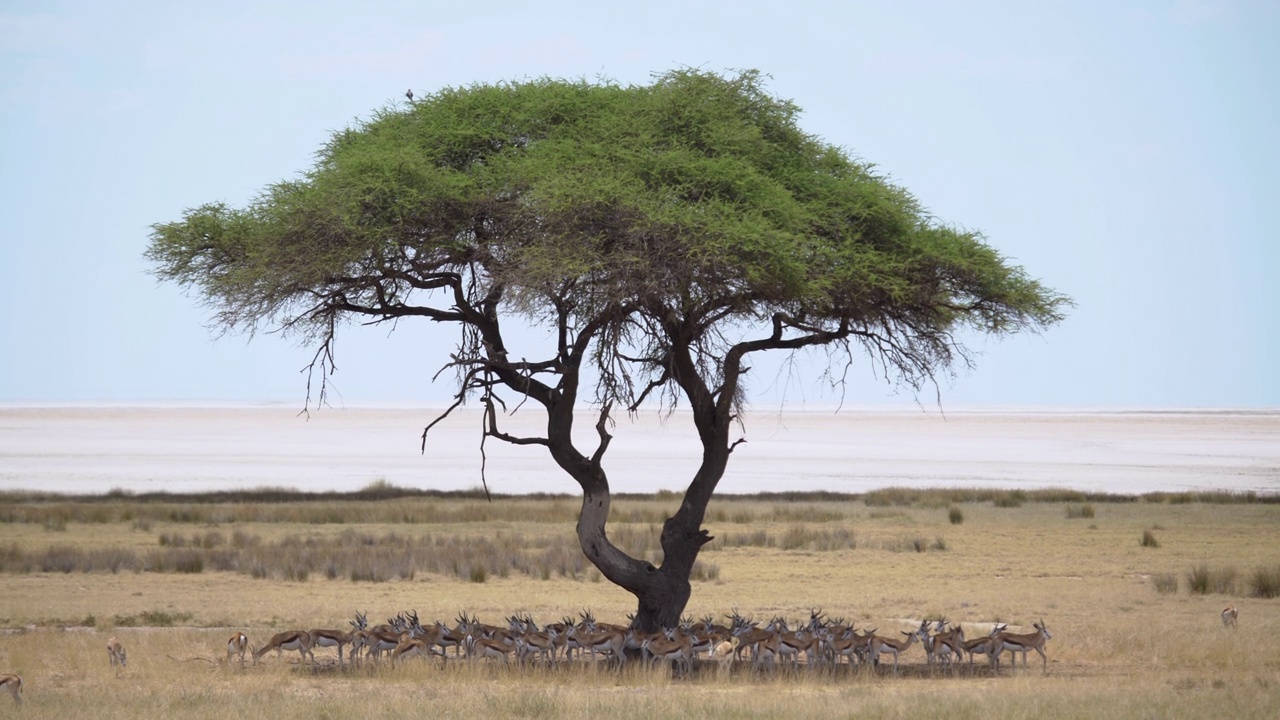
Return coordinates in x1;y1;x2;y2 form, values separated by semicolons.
1;1;1276;408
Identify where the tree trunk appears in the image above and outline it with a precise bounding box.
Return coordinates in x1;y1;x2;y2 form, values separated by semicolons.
548;369;729;632
575;460;722;633
577;492;707;632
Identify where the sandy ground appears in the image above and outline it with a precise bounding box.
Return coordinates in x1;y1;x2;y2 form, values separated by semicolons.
0;405;1277;496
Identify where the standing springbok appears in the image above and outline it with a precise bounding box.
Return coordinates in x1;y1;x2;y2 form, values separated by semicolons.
962;624;1006;671
252;630;314;664
309;628;358;665
107;635;127;668
867;622;926;676
0;674;21;705
227;632;250;666
993;619;1053;671
1222;605;1238;628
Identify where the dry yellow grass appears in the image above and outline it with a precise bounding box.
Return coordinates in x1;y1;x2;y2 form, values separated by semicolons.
0;495;1277;718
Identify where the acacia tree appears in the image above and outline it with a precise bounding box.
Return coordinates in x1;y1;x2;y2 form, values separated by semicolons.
147;69;1068;630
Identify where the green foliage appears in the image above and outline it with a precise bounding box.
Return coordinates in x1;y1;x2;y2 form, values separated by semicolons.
147;69;1068;406
948;506;964;524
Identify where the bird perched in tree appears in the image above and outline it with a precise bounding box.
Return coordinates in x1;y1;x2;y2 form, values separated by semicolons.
405;88;414;101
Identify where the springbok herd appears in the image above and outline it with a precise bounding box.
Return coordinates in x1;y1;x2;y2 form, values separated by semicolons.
225;609;1056;676
0;604;1243;703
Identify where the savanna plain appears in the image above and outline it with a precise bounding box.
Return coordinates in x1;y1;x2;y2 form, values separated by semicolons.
1;488;1277;719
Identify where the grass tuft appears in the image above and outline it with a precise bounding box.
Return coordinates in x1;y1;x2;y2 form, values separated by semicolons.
993;491;1026;508
1141;529;1160;548
1186;563;1238;595
948;506;964;525
1249;565;1280;598
1066;504;1096;519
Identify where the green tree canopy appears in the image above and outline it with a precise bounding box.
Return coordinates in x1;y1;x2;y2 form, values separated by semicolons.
148;69;1068;628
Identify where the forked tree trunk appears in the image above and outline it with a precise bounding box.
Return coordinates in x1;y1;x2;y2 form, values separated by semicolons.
573;444;725;632
577;487;714;632
542;350;731;632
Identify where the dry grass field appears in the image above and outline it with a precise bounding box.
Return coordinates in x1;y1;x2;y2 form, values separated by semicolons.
0;491;1277;718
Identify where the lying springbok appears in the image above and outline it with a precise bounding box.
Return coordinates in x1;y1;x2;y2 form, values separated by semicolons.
1222;605;1238;628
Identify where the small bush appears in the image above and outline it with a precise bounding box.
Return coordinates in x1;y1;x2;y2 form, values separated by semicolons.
469;565;487;583
948;507;964;525
1186;563;1238;595
717;529;773;548
780;525;814;551
115;610;192;627
691;560;720;581
1066;504;1095;519
91;547;140;573
1141;529;1160;548
171;549;205;573
39;545;84;573
1152;573;1178;594
993;491;1025;508
1249;565;1280;598
812;527;856;551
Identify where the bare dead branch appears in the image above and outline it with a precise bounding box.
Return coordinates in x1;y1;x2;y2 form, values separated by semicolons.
591;402;614;467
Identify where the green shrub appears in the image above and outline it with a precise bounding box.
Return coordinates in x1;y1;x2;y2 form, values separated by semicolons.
1141;529;1160;548
948;507;964;525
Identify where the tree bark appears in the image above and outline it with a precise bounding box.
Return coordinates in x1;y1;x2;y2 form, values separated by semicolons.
576;484;713;633
572;435;728;632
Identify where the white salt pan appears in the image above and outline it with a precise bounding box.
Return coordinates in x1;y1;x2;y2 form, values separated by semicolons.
1;406;1276;496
